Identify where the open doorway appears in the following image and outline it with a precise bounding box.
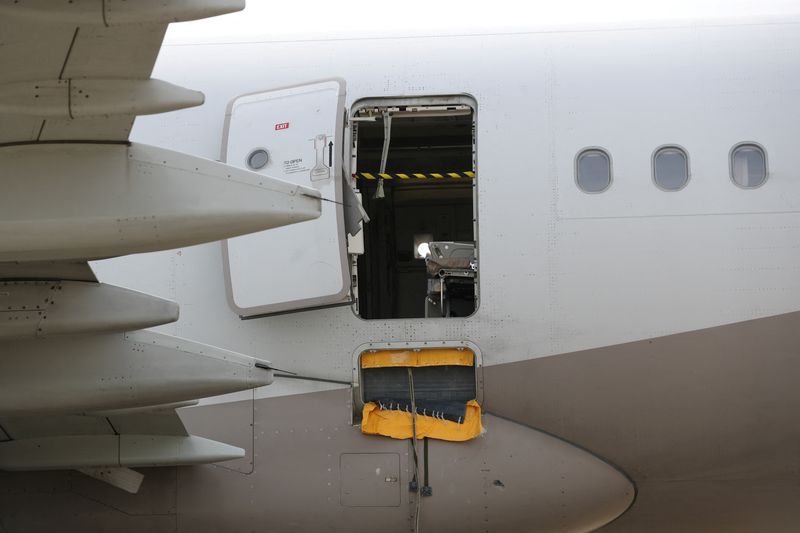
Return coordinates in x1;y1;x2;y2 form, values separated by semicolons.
350;98;477;319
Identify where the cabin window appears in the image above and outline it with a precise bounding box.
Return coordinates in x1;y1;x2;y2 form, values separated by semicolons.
350;98;477;320
730;143;767;188
575;148;612;193
653;146;689;191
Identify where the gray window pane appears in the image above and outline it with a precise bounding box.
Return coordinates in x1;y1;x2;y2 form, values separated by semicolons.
654;148;689;191
576;150;611;193
731;145;767;188
246;148;269;170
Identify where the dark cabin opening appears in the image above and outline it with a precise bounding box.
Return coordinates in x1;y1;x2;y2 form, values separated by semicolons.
352;103;476;319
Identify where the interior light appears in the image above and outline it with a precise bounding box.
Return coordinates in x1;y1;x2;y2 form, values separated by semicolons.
413;233;433;259
417;242;431;258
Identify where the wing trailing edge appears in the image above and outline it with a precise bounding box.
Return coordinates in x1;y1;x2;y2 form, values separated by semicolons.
0;434;245;470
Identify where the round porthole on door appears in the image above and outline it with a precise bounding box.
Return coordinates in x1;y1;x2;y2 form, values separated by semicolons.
246;148;270;170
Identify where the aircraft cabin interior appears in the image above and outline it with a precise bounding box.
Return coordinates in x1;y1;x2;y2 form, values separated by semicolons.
351;101;478;320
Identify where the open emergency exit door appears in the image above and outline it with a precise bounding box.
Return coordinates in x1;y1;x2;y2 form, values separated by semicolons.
222;79;351;317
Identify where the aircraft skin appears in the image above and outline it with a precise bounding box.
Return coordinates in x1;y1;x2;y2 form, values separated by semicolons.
2;5;800;533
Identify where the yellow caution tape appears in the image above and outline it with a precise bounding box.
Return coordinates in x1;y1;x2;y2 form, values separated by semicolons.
361;400;482;442
361;348;474;369
355;171;474;180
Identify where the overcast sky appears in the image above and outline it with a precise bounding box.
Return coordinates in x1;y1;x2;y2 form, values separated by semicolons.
165;0;800;44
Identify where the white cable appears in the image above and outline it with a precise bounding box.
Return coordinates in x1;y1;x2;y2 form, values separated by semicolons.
374;112;392;199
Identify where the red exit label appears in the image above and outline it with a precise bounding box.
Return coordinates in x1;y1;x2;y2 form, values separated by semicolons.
275;122;290;131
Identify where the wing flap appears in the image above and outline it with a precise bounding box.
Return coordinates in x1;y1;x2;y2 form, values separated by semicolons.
62;23;166;79
0;19;77;144
0;406;243;471
0;21;76;85
0;261;97;282
0;0;245;26
0;414;113;439
36;22;167;142
0;0;270;478
0;17;187;144
107;410;190;437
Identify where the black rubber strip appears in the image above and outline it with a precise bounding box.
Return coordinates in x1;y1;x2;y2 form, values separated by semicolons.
423;437;429;487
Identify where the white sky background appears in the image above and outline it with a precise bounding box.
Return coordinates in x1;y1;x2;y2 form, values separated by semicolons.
165;0;800;44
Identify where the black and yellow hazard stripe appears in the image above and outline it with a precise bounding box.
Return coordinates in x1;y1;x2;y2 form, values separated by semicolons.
354;171;475;181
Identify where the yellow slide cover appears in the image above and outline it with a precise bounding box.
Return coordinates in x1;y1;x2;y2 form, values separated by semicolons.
361;348;474;369
361;400;482;442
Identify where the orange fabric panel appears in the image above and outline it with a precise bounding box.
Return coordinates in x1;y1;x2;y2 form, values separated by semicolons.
361;400;482;442
360;348;474;369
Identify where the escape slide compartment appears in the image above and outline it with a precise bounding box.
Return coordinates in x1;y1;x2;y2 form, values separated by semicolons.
355;343;483;442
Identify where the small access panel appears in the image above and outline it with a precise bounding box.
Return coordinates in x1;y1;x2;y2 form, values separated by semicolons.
222;79;350;317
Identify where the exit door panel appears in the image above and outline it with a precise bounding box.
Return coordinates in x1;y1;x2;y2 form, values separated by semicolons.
222;79;350;317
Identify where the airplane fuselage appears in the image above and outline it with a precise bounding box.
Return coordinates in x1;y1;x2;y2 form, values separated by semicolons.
3;11;800;533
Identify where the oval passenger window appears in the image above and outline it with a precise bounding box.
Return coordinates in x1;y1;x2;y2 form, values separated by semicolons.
576;149;611;193
730;144;767;188
653;146;689;191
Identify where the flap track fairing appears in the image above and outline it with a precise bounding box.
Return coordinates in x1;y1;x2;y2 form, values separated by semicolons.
0;143;321;262
0;281;179;340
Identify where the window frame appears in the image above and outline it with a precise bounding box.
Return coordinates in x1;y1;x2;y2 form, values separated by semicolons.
574;147;613;194
651;144;691;192
729;141;768;190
